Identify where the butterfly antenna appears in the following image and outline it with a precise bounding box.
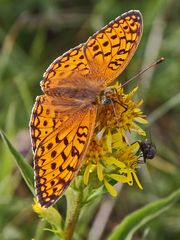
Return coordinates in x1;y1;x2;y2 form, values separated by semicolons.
122;57;164;87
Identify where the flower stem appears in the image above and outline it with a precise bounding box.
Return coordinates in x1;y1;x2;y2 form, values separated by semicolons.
34;220;46;240
64;190;82;240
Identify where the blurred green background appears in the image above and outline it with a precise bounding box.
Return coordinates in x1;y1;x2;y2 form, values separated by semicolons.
0;0;180;239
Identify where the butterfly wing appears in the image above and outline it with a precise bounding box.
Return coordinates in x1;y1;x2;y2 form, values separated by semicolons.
30;95;78;152
32;100;97;207
42;10;143;93
84;10;143;85
41;44;92;93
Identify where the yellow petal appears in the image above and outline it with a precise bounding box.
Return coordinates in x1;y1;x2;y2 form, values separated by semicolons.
132;171;143;190
109;173;128;183
127;87;138;99
137;128;146;136
136;99;144;106
32;198;45;214
135;117;148;124
126;169;133;186
106;129;112;152
112;132;127;149
104;179;117;197
105;156;126;168
132;123;147;136
130;142;140;153
83;164;91;185
97;162;104;181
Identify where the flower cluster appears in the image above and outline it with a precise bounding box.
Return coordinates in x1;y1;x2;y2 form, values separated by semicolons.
82;83;148;196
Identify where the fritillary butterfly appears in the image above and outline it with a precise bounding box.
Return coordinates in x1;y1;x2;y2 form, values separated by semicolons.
30;10;143;207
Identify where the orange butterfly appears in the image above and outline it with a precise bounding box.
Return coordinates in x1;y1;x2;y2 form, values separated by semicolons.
30;10;143;207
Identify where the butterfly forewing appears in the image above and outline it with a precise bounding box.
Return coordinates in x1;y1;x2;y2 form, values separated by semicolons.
42;10;143;93
84;10;143;85
41;44;91;93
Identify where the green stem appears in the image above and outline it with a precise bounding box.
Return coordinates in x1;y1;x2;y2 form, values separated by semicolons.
64;190;82;240
34;220;46;240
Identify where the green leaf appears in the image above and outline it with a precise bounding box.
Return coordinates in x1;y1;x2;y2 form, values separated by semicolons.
0;130;34;195
107;188;180;240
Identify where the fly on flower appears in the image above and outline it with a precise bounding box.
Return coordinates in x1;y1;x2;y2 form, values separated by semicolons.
138;140;156;163
30;10;144;207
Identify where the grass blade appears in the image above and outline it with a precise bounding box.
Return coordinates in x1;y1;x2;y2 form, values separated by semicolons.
108;188;180;240
0;130;34;195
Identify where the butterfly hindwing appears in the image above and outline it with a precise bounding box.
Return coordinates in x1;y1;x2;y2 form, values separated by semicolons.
30;95;73;152
34;106;97;207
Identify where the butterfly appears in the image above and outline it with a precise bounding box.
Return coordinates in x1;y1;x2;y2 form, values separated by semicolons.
30;10;143;207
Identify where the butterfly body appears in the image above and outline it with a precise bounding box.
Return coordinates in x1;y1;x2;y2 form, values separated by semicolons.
43;78;104;107
30;10;143;207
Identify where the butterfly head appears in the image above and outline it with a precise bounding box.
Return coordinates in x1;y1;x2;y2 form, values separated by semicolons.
98;87;117;105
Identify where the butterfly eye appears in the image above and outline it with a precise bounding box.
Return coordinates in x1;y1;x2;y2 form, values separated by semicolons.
99;87;114;105
101;96;112;105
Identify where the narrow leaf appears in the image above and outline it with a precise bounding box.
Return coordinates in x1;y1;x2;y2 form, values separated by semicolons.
0;130;34;195
108;188;180;240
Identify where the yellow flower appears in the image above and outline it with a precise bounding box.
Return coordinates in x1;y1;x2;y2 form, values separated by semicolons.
109;138;143;190
97;84;147;136
81;83;147;196
83;137;109;184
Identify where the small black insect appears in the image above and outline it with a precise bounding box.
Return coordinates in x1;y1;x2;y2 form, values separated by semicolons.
138;140;156;163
